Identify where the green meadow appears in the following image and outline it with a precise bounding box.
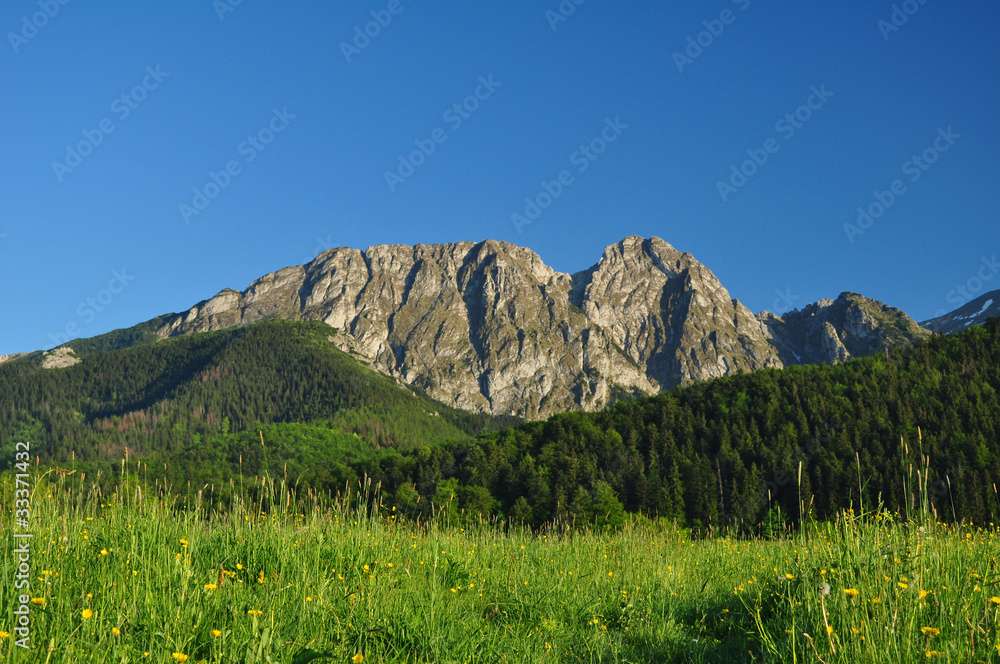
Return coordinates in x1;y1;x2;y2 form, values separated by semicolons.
1;473;998;663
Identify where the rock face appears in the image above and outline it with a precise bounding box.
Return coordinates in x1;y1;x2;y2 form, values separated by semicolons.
760;293;930;365
41;347;81;369
153;236;927;418
922;289;1000;334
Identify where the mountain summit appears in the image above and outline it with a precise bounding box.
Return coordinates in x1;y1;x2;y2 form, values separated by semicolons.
134;236;926;418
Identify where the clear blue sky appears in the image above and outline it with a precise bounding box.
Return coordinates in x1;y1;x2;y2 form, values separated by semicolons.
2;1;998;354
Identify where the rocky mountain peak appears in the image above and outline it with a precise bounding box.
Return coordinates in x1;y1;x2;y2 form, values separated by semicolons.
147;236;928;418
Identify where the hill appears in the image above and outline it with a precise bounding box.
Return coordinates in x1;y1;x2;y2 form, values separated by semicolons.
0;320;506;492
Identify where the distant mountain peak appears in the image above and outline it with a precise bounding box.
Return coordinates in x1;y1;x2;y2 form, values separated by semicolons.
922;289;1000;334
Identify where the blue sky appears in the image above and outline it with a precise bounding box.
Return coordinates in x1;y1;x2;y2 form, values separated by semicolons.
2;1;998;353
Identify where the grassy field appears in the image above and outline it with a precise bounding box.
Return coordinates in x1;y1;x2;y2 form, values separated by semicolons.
1;473;999;663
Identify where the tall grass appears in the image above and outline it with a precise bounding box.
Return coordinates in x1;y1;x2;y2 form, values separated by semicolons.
0;463;998;663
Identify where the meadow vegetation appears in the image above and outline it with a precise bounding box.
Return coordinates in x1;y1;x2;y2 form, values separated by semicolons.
1;471;998;663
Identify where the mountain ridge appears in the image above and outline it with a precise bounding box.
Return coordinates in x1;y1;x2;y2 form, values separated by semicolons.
24;236;935;419
135;236;929;418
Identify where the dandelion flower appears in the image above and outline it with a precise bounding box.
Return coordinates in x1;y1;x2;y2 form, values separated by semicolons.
111;626;121;637
30;597;46;606
925;650;943;659
897;581;909;590
920;626;941;637
352;654;364;664
918;589;930;601
843;588;859;599
81;608;94;620
990;596;1000;606
210;629;222;638
203;583;217;591
179;538;189;548
247;609;263;617
784;573;795;581
171;653;189;663
100;548;109;557
0;631;10;639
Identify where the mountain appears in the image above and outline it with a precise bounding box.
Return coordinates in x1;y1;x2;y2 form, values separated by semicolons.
79;236;927;419
759;292;930;364
922;289;1000;334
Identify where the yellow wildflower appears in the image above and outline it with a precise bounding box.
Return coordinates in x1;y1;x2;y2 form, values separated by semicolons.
111;626;121;637
172;653;189;663
247;609;263;617
990;596;1000;606
210;629;222;638
203;583;217;591
30;597;46;606
81;608;94;620
0;631;10;639
352;654;365;664
843;588;859;598
920;626;940;637
918;589;930;601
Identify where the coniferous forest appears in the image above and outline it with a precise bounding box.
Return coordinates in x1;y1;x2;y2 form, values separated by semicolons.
2;318;998;529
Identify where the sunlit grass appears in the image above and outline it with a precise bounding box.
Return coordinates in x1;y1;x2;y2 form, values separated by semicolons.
1;472;998;663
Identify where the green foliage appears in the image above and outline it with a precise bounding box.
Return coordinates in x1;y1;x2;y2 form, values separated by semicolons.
3;319;1000;531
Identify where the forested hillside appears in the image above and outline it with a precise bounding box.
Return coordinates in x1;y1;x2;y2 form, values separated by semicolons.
2;319;998;528
0;321;500;467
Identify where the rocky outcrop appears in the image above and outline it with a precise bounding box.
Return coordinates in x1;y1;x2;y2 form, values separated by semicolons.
760;293;930;365
151;237;928;418
41;347;80;369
